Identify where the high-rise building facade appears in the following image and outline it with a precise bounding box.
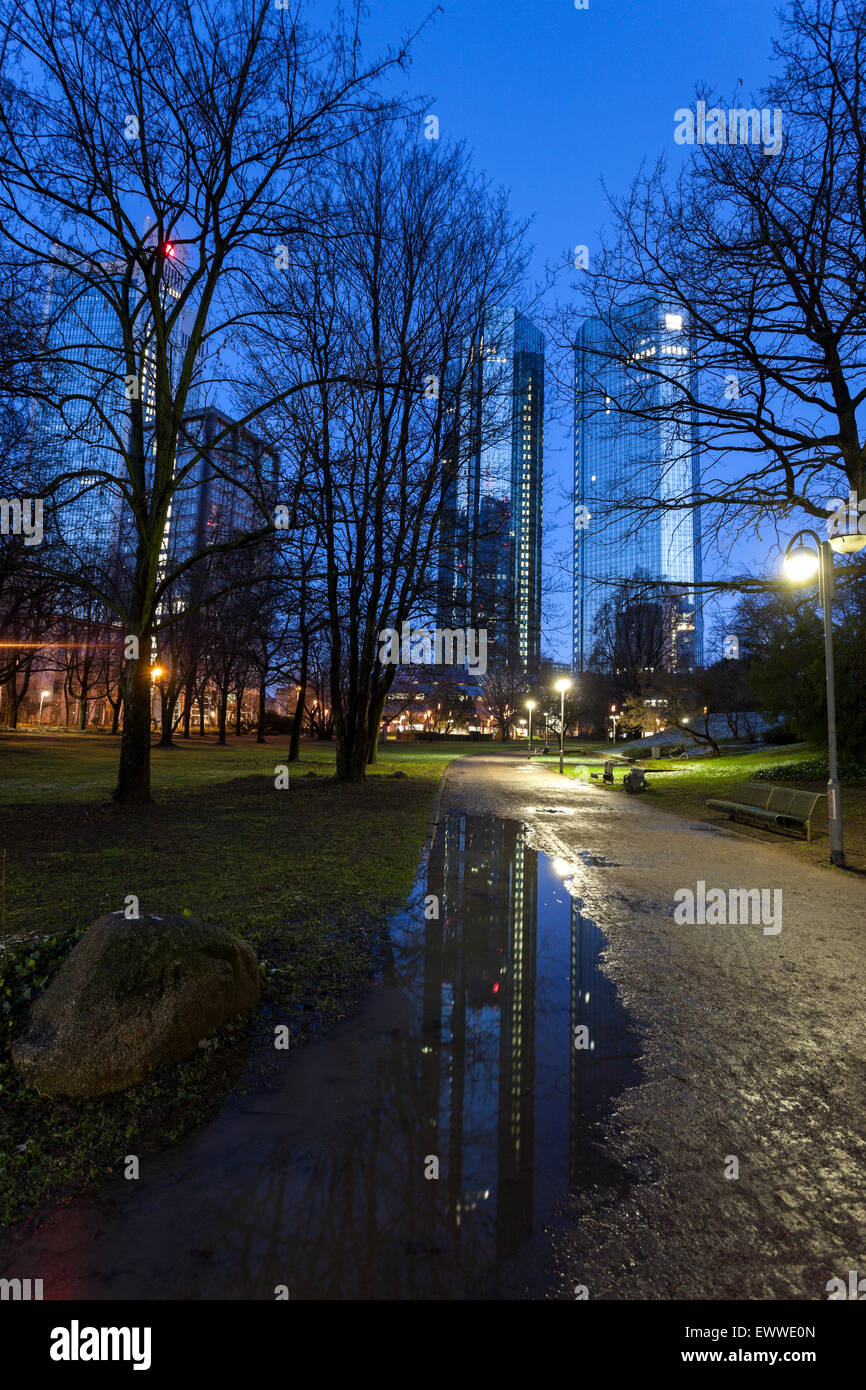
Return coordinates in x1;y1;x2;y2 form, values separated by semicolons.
29;239;196;567
29;258;129;555
165;406;279;587
438;307;543;675
573;298;703;674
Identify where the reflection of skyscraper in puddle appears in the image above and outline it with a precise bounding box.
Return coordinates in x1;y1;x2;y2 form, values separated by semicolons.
422;813;538;1267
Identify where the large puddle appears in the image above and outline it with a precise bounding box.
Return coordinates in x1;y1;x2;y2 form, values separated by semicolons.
0;813;642;1300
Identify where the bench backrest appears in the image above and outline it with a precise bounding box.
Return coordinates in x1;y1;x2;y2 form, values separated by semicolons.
733;782;774;809
767;787;821;819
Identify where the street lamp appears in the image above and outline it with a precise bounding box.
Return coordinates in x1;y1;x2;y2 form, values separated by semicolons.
555;678;571;774
525;699;536;758
782;525;866;866
38;689;50;725
609;705;620;742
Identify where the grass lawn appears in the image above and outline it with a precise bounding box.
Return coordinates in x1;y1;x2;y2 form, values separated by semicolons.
562;744;866;870
0;732;474;1230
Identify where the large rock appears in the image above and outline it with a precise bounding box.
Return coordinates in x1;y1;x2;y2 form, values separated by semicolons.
11;913;260;1097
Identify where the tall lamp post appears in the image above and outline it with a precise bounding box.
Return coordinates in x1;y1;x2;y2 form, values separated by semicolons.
782;525;866;867
555;678;571;774
525;699;536;758
38;689;50;725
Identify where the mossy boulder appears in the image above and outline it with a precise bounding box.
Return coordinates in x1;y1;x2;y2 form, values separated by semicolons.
11;913;260;1097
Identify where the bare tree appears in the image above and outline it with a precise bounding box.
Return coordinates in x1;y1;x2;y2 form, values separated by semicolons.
587;577;673;688
482;656;528;742
560;0;866;584
0;0;416;800
245;121;528;780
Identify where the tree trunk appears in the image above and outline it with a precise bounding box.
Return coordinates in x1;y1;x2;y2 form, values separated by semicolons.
702;722;721;756
288;635;309;763
159;689;178;747
113;651;153;803
366;688;387;765
198;689;206;736
256;671;266;743
334;709;355;780
110;697;121;735
217;683;229;745
335;703;369;782
9;665;33;728
182;682;194;738
234;684;243;736
675;718;720;758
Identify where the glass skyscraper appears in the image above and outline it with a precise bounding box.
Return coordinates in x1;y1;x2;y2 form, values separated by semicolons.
438;307;543;675
573;297;703;673
29;261;129;555
164;406;279;589
29;245;196;570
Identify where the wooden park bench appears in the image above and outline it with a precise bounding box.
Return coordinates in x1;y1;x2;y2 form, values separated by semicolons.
706;781;821;841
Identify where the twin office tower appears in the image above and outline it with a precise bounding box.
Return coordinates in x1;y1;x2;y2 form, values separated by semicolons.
439;296;701;679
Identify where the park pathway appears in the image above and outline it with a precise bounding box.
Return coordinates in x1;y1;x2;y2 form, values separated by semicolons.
442;753;866;1299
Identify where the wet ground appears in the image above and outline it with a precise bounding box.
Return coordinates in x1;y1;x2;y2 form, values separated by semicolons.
4;751;864;1301
0;806;641;1300
441;755;866;1300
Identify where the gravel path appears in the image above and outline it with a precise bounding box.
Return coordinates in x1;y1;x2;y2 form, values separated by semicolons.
442;754;866;1301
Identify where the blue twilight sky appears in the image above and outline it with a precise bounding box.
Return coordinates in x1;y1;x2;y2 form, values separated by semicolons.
347;0;787;662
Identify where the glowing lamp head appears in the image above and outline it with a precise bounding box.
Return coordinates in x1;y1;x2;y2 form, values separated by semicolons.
829;532;866;555
150;666;163;681
41;689;50;698
783;544;820;584
555;678;571;694
525;699;536;710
